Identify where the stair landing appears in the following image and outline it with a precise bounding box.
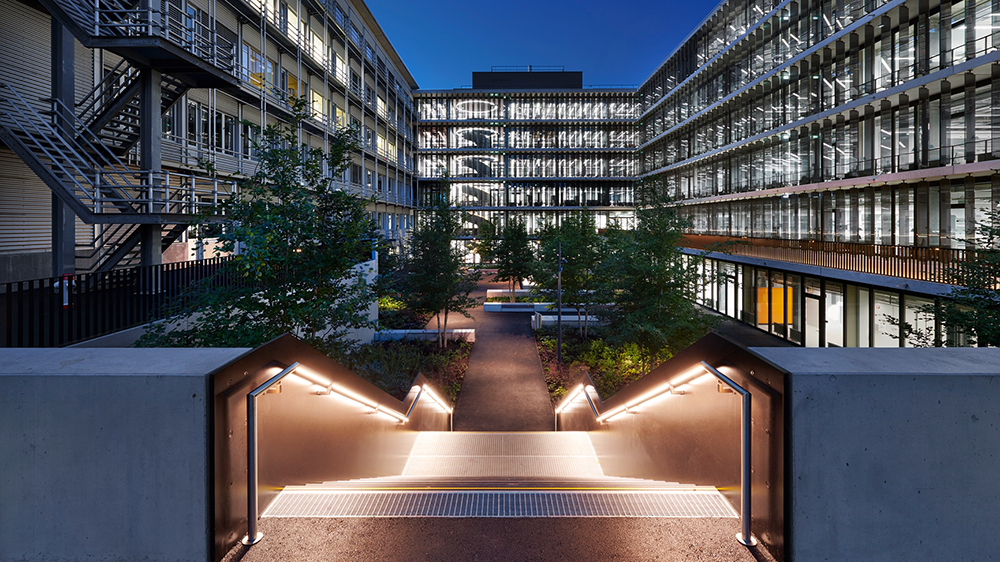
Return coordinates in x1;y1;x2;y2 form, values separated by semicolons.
262;432;737;519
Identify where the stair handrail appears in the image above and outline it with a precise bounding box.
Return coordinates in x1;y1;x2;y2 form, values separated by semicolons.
2;83;225;217
243;364;453;547
46;95;152;211
75;58;139;127
48;0;235;72
553;360;757;548
0;83;99;204
76;222;140;271
53;94;230;215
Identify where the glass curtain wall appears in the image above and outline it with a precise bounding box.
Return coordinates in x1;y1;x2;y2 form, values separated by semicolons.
693;256;955;348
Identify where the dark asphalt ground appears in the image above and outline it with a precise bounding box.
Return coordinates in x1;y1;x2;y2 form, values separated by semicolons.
223;517;776;562
445;276;554;431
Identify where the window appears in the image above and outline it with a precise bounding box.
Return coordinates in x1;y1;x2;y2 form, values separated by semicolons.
162;104;180;139
242;44;265;88
266;59;277;93
285;70;298;98
214;111;237;154
310;88;323;119
187;101;208;147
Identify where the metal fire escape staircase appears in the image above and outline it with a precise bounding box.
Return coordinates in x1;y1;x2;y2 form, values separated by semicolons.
0;84;223;271
0;0;237;272
75;58;190;158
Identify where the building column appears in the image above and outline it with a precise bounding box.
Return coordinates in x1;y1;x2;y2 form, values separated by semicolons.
140;67;163;267
51;19;75;277
965;72;976;164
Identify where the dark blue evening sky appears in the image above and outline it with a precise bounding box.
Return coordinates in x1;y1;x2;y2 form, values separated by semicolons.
363;0;722;90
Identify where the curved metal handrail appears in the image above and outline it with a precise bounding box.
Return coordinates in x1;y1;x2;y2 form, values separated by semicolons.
554;360;757;548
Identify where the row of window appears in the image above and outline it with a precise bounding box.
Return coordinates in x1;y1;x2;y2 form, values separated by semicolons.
256;0;412;101
241;42;412;142
645;77;1000;198
419;126;637;150
642;0;1000;178
418;155;637;179
446;210;636;240
641;0;885;113
418;97;639;121
440;181;635;209
692;257;964;347
684;177;998;248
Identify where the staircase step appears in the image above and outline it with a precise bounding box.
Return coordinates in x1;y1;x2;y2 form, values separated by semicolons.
262;489;739;519
399;431;605;479
299;478;695;490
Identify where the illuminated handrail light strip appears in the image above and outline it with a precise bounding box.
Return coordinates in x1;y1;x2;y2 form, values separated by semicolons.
554;384;586;415
295;367;452;421
420;384;454;415
554;365;710;424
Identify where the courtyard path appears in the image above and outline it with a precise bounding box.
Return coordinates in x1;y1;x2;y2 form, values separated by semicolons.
431;275;554;431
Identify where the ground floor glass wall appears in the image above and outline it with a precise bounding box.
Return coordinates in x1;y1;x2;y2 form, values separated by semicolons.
692;256;963;347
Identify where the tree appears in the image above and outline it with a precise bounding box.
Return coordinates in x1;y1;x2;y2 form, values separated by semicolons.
534;212;603;337
596;193;714;373
403;186;480;348
470;218;498;265
900;207;1000;347
494;217;534;302
137;97;377;349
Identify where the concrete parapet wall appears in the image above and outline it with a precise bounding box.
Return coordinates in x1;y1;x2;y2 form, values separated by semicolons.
0;347;249;562
753;347;1000;561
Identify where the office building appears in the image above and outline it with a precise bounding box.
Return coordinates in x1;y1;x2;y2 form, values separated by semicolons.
0;0;418;282
415;68;638;254
3;0;998;347
638;0;998;346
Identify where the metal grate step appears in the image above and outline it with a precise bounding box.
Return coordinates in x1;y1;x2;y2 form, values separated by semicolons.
262;490;738;518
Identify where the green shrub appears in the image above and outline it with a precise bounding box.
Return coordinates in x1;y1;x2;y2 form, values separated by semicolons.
534;327;669;401
328;338;472;402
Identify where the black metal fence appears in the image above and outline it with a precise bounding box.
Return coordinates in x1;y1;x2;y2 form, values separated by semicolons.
1;257;236;347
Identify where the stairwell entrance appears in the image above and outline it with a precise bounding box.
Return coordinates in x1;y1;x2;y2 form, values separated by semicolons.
212;333;785;562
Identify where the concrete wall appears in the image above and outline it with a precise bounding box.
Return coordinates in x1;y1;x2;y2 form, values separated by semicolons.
753;347;1000;561
0;251;49;283
0;347;249;562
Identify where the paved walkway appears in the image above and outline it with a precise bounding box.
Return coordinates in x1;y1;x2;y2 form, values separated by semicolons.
226;517;772;562
436;276;553;431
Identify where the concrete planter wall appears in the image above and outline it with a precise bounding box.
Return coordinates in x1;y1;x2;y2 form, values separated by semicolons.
373;329;475;343
531;313;601;330
483;302;573;313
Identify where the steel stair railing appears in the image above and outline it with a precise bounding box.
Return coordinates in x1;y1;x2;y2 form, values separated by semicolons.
1;83;232;220
76;222;140;273
0;83;103;218
40;0;236;73
73;60;191;157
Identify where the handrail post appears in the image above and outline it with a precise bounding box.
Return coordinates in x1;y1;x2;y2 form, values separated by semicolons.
700;361;757;548
242;362;300;547
243;390;262;546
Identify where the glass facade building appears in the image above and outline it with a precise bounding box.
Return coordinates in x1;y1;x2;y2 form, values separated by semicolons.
3;0;997;346
415;70;638;248
635;0;1000;347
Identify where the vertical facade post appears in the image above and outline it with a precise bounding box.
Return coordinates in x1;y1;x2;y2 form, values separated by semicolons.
51;19;75;277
